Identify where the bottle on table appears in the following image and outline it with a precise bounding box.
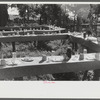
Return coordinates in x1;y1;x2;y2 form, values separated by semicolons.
12;52;16;64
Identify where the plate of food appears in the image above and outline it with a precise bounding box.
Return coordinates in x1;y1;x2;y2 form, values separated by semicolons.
6;60;20;66
7;63;17;66
21;57;34;62
51;57;64;62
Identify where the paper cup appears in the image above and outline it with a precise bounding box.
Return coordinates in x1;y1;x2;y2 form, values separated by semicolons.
79;53;84;60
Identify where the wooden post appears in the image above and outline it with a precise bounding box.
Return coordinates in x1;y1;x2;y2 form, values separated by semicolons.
12;42;16;52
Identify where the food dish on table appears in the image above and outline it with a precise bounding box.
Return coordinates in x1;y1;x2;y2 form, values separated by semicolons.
21;57;33;62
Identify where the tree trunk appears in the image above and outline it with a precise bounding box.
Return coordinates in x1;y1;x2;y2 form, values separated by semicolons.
77;16;82;32
0;4;8;26
39;17;42;25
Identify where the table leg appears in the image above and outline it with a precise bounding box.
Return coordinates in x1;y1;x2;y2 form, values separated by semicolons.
12;42;16;52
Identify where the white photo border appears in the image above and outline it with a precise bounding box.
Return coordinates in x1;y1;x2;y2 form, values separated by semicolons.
0;1;100;99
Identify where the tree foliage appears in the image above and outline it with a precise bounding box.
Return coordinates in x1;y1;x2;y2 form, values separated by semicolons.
87;4;100;36
61;4;90;31
12;4;92;30
16;4;38;23
37;4;69;27
16;4;69;27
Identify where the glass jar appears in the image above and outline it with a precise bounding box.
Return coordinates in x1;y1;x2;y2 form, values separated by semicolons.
42;54;47;61
95;53;100;60
79;53;84;60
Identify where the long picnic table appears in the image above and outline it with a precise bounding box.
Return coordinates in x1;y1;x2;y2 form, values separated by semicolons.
0;53;99;80
0;32;100;52
0;33;68;52
0;25;65;31
0;33;68;42
0;25;55;31
70;33;100;52
0;32;99;52
1;28;65;35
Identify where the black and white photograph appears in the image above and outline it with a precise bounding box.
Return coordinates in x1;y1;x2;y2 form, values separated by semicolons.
0;2;100;81
0;1;100;99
